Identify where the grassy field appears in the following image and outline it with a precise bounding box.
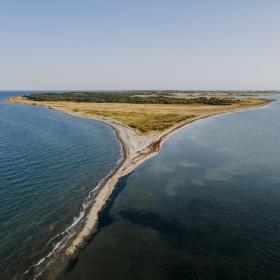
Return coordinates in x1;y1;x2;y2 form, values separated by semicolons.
86;110;196;133
9;96;269;134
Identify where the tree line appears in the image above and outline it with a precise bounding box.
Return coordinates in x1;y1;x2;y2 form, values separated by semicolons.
26;92;237;105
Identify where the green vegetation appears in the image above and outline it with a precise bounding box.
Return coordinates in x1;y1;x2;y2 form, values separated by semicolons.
85;110;196;133
26;92;237;105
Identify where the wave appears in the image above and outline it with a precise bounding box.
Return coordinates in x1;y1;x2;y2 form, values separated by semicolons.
21;130;124;279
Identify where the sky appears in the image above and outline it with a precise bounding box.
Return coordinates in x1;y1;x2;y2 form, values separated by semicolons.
0;0;279;90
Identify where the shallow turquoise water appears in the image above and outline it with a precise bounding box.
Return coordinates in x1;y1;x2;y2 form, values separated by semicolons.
0;92;122;279
61;95;280;280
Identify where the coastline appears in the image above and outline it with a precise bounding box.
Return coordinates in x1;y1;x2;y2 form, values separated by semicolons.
23;100;273;254
6;97;272;277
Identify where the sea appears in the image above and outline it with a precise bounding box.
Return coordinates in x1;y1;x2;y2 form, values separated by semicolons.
1;91;280;280
0;91;123;279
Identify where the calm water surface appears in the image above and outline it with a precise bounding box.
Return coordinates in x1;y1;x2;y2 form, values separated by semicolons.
0;92;122;279
61;96;280;280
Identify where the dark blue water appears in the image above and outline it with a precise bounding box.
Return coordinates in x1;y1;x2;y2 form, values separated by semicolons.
0;92;122;279
61;96;280;280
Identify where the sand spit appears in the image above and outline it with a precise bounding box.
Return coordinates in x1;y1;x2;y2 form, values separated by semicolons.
29;101;272;257
7;97;271;263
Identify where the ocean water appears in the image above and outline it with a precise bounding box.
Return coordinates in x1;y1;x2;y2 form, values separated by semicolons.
0;92;123;279
61;95;280;280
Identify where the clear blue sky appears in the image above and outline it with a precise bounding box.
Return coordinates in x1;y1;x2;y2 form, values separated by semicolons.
0;0;279;90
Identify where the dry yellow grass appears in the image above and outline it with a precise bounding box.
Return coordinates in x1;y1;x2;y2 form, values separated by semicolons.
85;110;196;133
9;96;269;134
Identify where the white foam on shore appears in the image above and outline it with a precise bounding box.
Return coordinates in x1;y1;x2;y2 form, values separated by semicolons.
21;131;124;279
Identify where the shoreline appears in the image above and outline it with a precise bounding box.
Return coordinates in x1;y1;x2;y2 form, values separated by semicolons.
6;97;272;278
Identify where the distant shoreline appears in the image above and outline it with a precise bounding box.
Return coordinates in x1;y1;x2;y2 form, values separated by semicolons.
7;96;271;278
